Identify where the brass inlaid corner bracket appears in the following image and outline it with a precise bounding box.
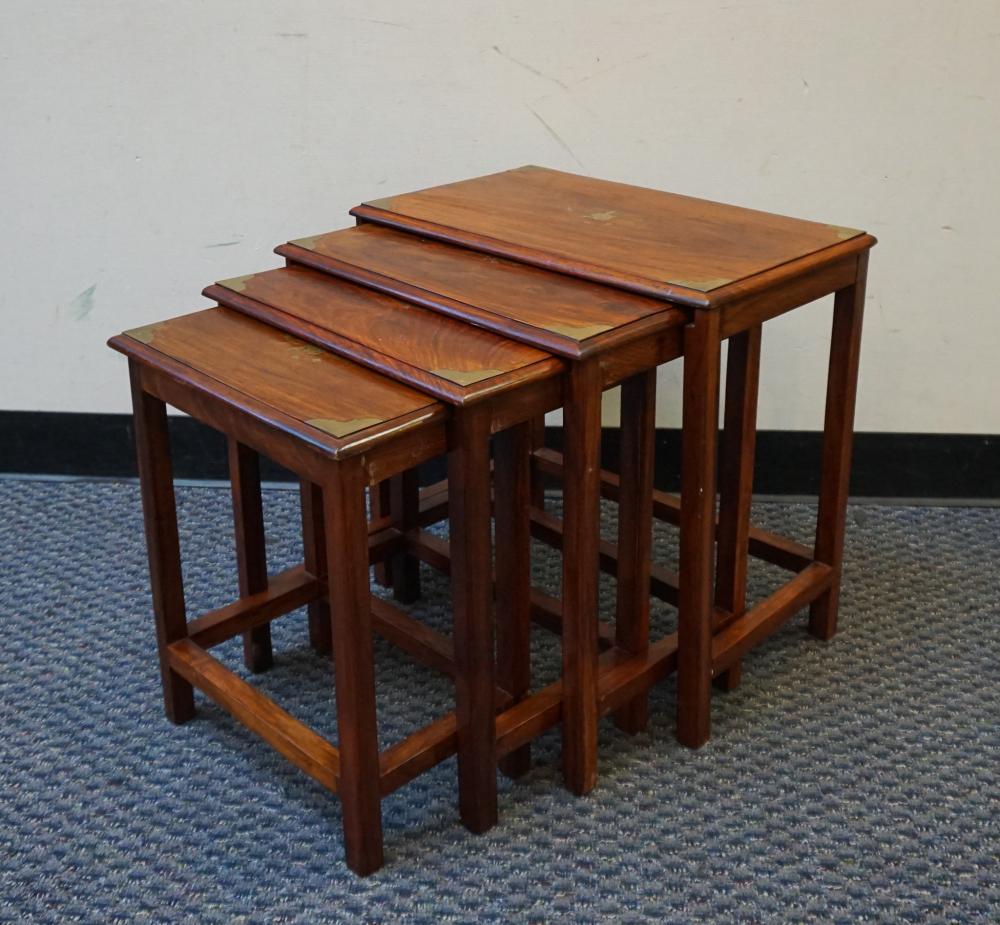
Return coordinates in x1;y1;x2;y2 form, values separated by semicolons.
306;416;383;438
289;235;323;252
668;276;732;292
124;323;161;345
542;321;614;341
217;274;257;293
826;224;863;241
431;367;506;386
583;210;618;223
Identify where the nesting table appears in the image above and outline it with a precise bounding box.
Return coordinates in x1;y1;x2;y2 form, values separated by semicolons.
110;166;875;873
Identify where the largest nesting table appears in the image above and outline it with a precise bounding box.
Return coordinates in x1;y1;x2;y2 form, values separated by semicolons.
273;165;876;795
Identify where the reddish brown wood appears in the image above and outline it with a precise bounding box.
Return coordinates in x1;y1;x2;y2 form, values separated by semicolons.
129;361;195;724
371;479;393;588
369;596;455;678
613;370;656;733
276;223;675;358
168;638;341;792
204;266;561;406
713;326;762;691
351;166;872;308
379;713;458;796
187;565;320;649
323;458;384;876
714;563;834;672
529;414;547;509
677;310;722;748
493;421;533;778
299;480;331;654
560;358;603;794
532;447;814;573
810;253;869;640
389;470;421;603
447;405;498;831
228;439;273;672
530;502;685;610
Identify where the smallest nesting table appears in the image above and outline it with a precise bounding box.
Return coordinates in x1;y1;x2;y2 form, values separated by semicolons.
112;307;464;875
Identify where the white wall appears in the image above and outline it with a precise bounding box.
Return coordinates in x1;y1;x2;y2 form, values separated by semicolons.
2;0;998;432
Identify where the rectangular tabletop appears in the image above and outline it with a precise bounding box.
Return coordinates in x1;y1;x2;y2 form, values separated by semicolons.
276;224;685;359
109;307;445;458
350;165;874;308
204;266;562;405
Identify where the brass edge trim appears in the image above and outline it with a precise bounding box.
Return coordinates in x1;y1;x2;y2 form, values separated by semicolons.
430;367;507;386
306;417;384;438
217;273;257;293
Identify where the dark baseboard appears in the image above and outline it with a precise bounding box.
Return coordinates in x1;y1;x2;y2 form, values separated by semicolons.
1;411;998;499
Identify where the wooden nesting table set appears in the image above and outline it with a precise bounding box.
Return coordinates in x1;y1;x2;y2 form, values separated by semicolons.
109;166;875;875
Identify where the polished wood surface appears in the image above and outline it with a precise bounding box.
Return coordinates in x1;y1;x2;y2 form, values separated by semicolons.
446;404;499;831
203;265;562;404
677;310;722;748
299;481;331;655
713;326;762;692
352;165;874;306
810;252;869;640
613;371;656;733
559;358;603;794
322;458;384;874
111;308;444;456
493;421;533;778
228;440;273;672
276;223;679;358
129;362;195;725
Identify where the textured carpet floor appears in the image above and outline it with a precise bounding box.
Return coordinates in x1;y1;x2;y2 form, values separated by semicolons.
0;478;998;924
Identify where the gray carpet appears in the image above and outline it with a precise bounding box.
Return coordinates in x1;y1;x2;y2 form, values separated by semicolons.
1;478;998;924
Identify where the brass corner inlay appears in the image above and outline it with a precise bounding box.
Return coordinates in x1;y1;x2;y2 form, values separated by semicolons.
668;276;731;292
217;273;257;293
431;367;506;386
584;209;618;223
543;321;614;341
307;416;383;438
124;323;161;345
289;234;323;252
826;224;863;241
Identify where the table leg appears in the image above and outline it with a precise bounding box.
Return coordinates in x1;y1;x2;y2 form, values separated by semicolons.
714;325;762;691
494;421;532;778
129;361;195;724
228;439;273;673
448;407;498;831
389;469;421;604
677;310;722;748
323;460;384;876
613;370;656;733
371;479;393;588
561;358;602;794
529;414;547;510
810;252;868;640
300;480;331;655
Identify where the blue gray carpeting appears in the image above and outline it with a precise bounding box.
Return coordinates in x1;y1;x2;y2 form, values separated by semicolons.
1;478;998;923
